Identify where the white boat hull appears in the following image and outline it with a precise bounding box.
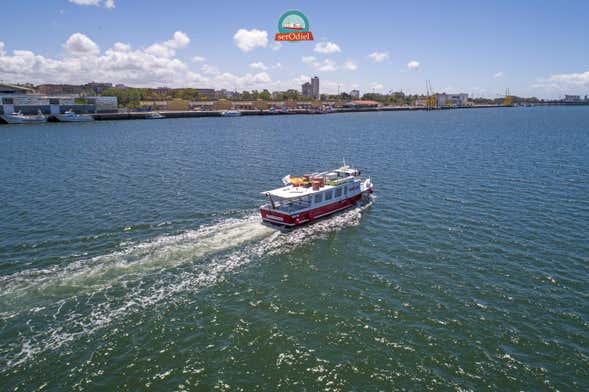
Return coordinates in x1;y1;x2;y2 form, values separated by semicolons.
1;115;46;124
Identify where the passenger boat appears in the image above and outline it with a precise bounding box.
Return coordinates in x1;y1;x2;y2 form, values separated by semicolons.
1;110;47;124
145;112;165;119
261;164;373;227
221;110;241;117
55;110;94;122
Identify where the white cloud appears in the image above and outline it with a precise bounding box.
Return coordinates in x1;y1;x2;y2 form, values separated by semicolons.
270;42;282;51
69;0;114;9
407;60;420;70
249;61;268;70
0;33;283;91
63;33;100;56
112;42;131;52
494;71;504;79
549;70;589;85
145;43;174;58
192;56;206;63
291;74;312;86
233;29;268;52
201;64;220;75
215;72;274;90
165;31;190;49
344;60;357;71
145;31;190;58
368;51;389;63
301;56;337;72
0;33;208;88
531;69;589;96
370;82;384;91
314;42;341;54
316;59;337;71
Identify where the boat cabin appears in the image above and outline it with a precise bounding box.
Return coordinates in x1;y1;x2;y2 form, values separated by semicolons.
261;166;362;214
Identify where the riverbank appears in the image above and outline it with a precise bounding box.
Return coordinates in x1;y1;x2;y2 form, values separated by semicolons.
92;104;503;121
2;102;587;124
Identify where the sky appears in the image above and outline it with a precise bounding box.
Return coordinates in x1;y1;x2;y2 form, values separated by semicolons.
1;0;588;98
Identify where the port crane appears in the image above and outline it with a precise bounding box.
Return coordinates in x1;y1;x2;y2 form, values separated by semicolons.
425;80;436;109
497;88;513;106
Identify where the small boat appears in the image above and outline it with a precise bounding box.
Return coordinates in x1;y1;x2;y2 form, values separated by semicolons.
260;164;373;227
55;110;93;122
221;110;241;117
1;110;47;124
145;112;165;119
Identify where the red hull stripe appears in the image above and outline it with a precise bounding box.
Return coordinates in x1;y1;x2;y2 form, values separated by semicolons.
261;194;363;226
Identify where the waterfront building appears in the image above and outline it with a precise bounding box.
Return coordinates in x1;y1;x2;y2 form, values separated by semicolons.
38;84;85;95
564;95;581;102
302;82;313;98
435;93;469;107
84;96;118;111
0;83;35;95
350;90;360;99
300;76;320;99
311;76;320;99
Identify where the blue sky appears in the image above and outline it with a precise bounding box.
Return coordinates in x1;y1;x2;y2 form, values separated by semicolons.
1;0;588;98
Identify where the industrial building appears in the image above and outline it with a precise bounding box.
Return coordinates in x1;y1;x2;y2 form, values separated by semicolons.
0;83;118;115
435;93;469;107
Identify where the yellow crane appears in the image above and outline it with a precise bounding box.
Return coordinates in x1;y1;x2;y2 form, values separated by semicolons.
425;80;436;109
503;88;513;106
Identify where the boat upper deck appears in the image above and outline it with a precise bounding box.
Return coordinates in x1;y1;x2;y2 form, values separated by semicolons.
263;183;339;199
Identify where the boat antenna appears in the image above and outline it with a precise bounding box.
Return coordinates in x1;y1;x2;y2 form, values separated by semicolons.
342;157;346;167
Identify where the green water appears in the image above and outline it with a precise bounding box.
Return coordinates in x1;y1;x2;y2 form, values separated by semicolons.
1;107;588;390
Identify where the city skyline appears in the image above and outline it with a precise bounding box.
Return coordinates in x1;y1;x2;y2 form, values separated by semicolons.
1;1;588;98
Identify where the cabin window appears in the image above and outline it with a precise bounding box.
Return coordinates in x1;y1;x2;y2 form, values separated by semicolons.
334;187;342;198
325;190;333;201
314;193;323;203
344;186;348;195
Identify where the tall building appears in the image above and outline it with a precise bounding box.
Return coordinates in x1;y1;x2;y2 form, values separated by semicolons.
311;76;319;99
301;82;312;98
350;90;360;99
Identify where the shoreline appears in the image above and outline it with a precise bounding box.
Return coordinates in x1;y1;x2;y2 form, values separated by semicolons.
2;102;588;124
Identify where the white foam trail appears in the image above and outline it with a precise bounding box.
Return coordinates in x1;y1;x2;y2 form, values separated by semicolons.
1;203;372;370
0;215;274;299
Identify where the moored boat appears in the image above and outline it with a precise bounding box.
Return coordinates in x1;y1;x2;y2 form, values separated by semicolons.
221;110;241;117
145;112;165;119
1;110;47;124
55;110;94;122
260;164;373;227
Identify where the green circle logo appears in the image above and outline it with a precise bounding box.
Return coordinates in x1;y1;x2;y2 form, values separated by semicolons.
278;10;310;34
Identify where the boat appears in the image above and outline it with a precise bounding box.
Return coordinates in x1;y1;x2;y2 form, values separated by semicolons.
1;110;47;124
145;112;165;119
260;164;373;227
55;110;94;122
221;110;241;117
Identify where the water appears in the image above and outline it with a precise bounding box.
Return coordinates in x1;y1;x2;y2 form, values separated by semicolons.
1;107;588;390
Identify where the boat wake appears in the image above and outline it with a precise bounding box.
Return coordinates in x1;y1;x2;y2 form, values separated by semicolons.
0;203;372;371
